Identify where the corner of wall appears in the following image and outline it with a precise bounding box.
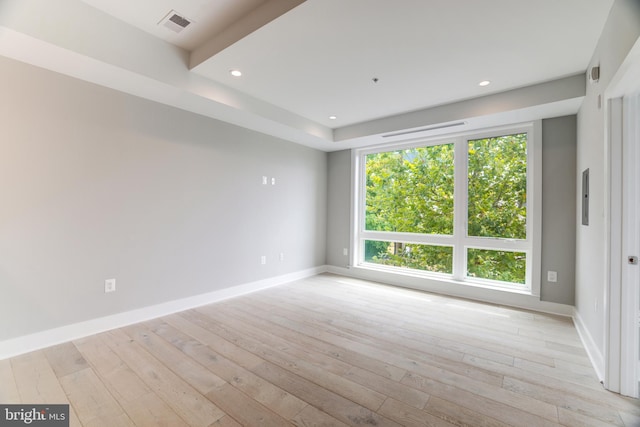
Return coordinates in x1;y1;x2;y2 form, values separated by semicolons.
573;307;605;382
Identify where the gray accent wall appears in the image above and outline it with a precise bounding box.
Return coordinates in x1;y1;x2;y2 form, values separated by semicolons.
0;56;327;341
541;116;577;305
326;118;579;305
326;150;352;268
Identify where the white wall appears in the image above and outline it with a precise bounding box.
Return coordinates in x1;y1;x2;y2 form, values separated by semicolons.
575;0;640;372
0;56;327;342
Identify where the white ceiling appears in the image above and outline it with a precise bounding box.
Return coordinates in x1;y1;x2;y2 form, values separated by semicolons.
0;0;614;151
192;0;612;128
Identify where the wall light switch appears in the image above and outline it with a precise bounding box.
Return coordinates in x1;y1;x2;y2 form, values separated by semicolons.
547;271;558;283
343;248;348;256
105;278;116;293
262;176;268;185
261;255;266;265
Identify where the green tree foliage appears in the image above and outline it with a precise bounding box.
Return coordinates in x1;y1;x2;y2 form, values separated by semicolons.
364;133;528;284
365;144;454;273
366;144;455;234
467;249;526;284
468;134;527;239
364;240;453;274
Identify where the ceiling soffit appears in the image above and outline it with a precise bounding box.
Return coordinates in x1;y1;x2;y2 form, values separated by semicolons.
0;0;610;151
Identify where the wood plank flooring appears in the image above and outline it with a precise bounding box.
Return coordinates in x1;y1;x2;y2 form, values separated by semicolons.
2;273;639;426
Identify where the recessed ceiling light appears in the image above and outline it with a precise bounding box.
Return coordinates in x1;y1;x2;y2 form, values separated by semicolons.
329;115;337;120
479;80;491;87
230;70;242;77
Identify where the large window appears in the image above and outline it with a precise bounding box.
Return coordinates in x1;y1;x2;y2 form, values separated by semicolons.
354;124;540;294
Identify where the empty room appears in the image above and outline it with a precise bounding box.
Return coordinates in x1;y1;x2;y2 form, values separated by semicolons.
1;0;640;426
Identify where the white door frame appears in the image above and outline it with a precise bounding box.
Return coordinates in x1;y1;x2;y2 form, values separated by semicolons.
605;38;640;398
621;92;640;397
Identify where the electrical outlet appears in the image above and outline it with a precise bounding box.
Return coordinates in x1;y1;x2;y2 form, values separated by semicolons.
343;248;348;256
105;278;116;293
261;255;266;265
279;253;284;262
547;271;558;283
262;176;268;185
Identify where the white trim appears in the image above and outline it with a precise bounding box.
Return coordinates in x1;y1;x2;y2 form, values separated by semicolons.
350;148;360;268
574;308;605;383
453;138;468;281
326;265;573;317
531;120;543;297
0;266;327;361
604;36;640;398
605;97;624;393
620;92;640;397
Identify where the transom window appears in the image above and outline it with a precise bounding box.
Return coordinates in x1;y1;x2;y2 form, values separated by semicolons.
353;123;540;294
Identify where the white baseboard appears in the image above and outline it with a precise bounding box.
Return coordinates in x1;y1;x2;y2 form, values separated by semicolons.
573;308;605;383
0;266;327;360
2;265;583;363
326;265;574;317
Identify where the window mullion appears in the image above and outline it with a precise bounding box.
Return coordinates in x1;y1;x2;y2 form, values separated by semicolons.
464;237;530;250
360;231;454;246
453;138;468;281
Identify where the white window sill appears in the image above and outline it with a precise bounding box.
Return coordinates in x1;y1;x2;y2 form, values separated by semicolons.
355;262;533;296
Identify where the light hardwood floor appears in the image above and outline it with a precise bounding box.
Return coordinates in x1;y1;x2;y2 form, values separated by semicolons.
1;274;639;426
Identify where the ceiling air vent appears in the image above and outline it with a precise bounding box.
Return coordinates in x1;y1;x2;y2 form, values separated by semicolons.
382;121;466;138
159;10;192;33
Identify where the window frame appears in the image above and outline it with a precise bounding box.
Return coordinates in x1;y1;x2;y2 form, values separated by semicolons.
351;122;542;296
